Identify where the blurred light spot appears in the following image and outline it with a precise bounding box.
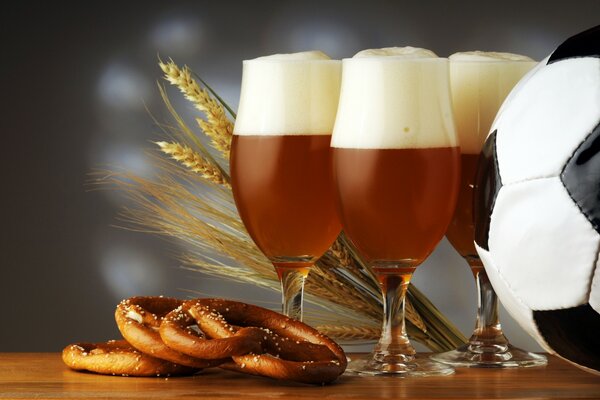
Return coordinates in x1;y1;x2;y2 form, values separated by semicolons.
100;245;166;299
99;143;153;177
97;62;151;110
151;16;204;57
287;22;360;58
267;16;363;60
90;140;161;211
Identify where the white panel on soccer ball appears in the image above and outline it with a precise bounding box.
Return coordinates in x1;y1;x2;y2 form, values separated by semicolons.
589;256;600;314
476;244;548;348
489;177;599;310
490;57;545;135
494;58;600;185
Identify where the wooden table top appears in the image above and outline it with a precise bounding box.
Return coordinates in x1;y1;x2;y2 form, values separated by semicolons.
0;353;598;399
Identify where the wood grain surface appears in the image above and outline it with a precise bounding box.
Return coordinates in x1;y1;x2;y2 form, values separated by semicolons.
0;353;598;399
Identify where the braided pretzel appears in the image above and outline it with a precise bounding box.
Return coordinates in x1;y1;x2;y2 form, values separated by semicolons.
160;302;264;359
181;299;347;384
115;296;224;369
62;340;194;377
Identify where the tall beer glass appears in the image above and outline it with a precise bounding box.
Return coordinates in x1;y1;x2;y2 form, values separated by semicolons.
332;48;460;376
431;52;546;367
231;52;342;321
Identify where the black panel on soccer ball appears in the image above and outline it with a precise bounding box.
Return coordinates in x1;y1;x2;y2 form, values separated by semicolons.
561;121;600;235
474;130;502;251
548;25;600;64
533;304;600;371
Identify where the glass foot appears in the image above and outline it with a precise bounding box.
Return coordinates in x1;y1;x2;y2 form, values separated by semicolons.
430;343;547;368
346;353;455;377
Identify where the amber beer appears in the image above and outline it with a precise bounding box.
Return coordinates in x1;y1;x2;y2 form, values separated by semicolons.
231;134;340;266
445;152;479;260
333;147;459;265
332;51;461;271
331;49;459;376
430;52;546;368
446;52;537;269
231;51;341;320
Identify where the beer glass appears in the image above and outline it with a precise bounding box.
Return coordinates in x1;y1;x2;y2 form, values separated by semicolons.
431;52;546;367
231;52;342;321
332;54;460;376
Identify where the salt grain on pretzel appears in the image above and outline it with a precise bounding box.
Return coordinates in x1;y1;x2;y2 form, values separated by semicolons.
64;296;347;384
184;299;347;384
115;296;224;369
160;302;264;360
62;340;194;377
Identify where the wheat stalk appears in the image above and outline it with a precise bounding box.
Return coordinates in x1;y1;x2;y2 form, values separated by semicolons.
97;59;469;351
317;325;380;342
308;264;380;317
155;141;231;188
405;296;426;332
159;60;233;157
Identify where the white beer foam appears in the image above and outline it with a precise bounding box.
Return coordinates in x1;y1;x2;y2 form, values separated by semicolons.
450;51;533;62
253;50;330;61
354;46;437;58
234;51;341;136
332;48;457;149
450;51;536;153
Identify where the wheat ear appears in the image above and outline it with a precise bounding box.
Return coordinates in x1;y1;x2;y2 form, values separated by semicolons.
159;60;233;157
155;141;231;187
317;325;380;342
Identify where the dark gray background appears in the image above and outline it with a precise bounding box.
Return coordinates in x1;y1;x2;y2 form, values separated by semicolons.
2;0;598;352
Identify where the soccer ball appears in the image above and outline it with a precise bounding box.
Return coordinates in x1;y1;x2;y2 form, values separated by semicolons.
474;25;600;374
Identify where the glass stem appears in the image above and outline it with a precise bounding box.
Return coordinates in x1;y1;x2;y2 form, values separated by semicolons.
276;266;308;321
373;269;416;363
468;260;508;353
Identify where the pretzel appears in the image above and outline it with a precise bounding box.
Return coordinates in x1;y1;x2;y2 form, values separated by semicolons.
115;296;225;369
180;299;347;384
160;302;264;360
62;340;194;377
